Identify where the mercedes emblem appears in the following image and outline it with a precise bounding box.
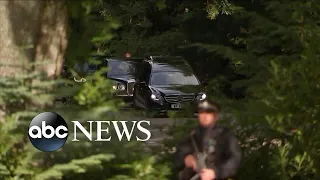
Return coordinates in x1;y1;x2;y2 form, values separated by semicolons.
177;96;184;102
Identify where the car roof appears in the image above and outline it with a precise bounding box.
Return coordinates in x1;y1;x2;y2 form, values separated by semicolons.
106;58;142;63
145;56;193;73
90;54;143;62
64;56;140;73
91;54;113;59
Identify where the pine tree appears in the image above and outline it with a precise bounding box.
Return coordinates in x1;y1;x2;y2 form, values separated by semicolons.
0;62;58;179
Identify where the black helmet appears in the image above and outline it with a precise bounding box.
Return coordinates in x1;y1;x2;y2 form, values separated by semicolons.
197;100;220;113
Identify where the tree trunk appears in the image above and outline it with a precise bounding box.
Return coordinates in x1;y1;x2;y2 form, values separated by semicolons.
0;0;42;76
34;0;68;78
0;0;68;120
0;0;68;77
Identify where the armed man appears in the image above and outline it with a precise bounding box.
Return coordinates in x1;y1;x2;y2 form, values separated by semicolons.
174;100;241;180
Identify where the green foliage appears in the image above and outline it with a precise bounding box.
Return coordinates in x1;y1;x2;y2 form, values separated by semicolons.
193;0;320;179
3;0;320;179
74;68;123;109
111;156;170;180
95;0;320;179
35;154;115;180
0;60;171;180
206;0;236;20
156;0;167;11
65;0;120;65
0;62;57;180
96;0;243;88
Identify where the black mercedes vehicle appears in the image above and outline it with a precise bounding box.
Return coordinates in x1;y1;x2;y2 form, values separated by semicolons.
133;56;206;115
58;55;140;102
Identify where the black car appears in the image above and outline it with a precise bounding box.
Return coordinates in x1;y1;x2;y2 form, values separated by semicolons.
59;55;140;102
133;56;206;115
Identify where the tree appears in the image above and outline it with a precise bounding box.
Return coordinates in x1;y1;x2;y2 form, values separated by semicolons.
0;0;68;121
0;0;68;77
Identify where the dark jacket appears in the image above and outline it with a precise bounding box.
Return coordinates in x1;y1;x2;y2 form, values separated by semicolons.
174;125;241;180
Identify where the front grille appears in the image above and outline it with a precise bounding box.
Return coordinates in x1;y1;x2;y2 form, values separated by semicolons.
164;94;195;103
127;82;134;95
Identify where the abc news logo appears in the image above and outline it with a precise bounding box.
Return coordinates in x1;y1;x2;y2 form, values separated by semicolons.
28;112;151;152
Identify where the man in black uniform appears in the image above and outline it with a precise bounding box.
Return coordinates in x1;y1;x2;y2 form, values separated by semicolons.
174;100;241;180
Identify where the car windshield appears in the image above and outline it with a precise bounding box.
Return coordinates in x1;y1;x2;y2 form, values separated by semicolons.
150;71;199;85
107;60;136;76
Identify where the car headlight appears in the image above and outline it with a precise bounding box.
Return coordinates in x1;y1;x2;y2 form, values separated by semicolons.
150;93;164;105
197;93;207;100
151;94;160;101
112;82;126;91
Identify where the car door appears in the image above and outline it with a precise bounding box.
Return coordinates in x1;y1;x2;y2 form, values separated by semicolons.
134;62;149;108
133;63;144;108
140;64;152;108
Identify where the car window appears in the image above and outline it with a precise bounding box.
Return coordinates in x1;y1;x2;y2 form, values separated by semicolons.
107;61;136;76
150;71;199;85
74;62;99;74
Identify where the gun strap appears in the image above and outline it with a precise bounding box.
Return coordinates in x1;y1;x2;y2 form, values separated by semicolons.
190;173;200;180
190;133;208;172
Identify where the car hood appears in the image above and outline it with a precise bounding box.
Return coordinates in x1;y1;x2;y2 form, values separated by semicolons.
107;75;135;82
150;85;203;95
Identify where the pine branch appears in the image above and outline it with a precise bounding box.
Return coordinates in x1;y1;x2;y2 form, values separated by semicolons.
34;154;115;180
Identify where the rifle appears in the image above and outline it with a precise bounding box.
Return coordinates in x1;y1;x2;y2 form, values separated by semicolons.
189;131;207;180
